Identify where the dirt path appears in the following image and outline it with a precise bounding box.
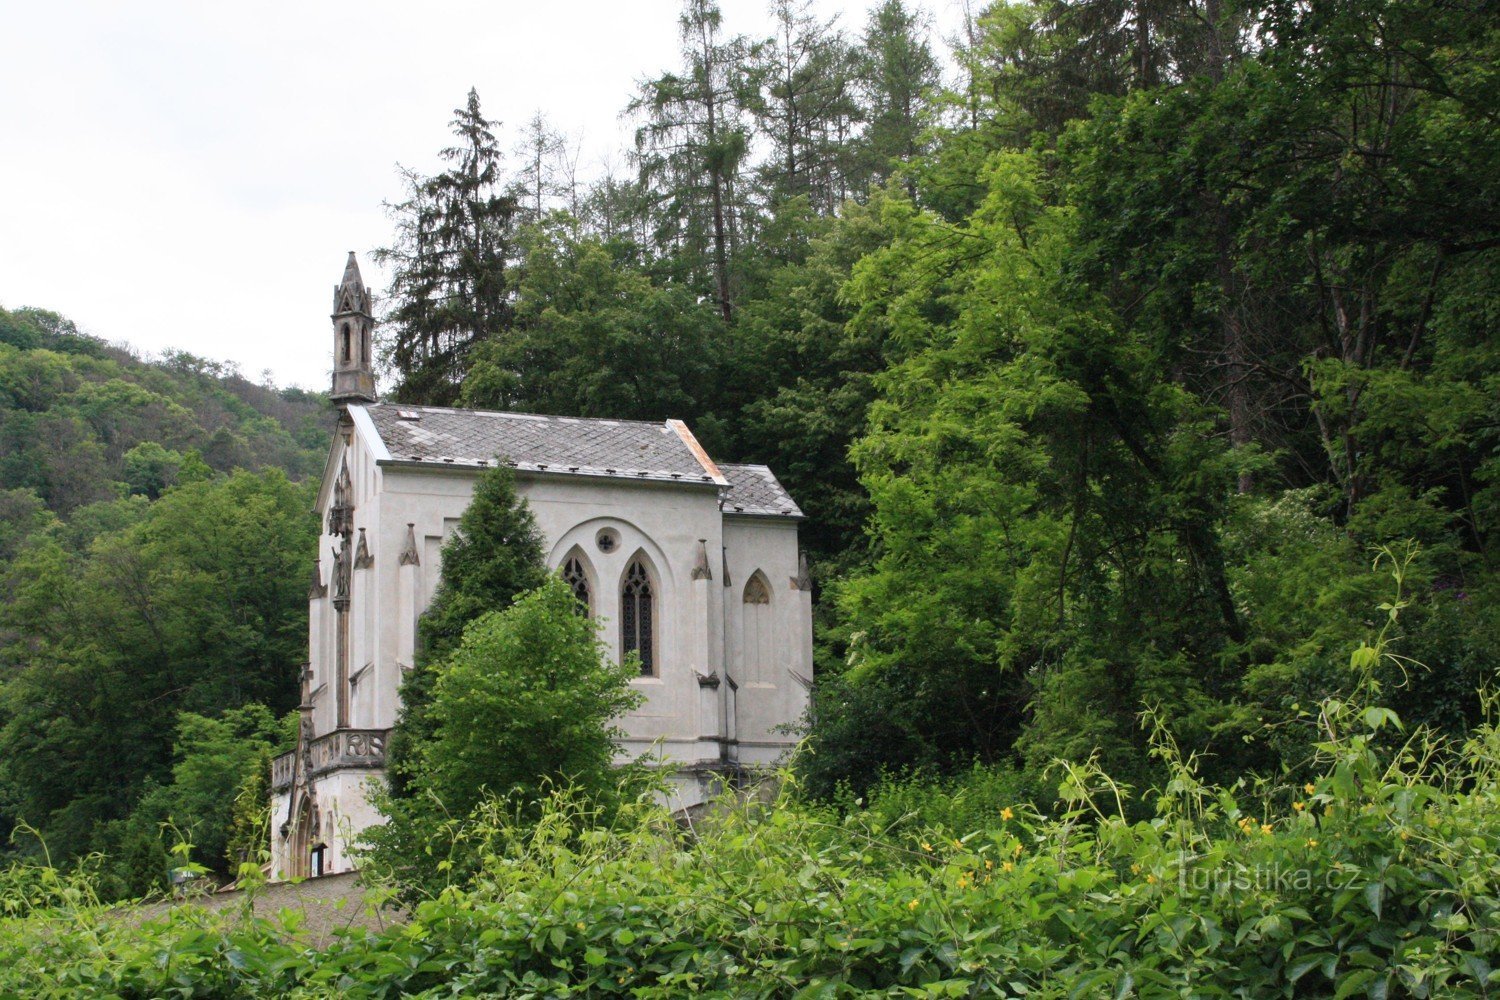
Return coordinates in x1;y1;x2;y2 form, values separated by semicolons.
128;872;407;947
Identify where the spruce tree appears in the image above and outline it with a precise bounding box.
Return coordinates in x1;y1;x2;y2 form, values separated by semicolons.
854;1;940;193
376;89;519;405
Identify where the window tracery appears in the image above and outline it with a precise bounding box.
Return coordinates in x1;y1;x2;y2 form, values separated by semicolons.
563;555;591;616
621;559;654;676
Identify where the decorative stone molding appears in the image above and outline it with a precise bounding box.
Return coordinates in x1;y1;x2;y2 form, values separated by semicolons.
695;670;721;689
271;727;391;791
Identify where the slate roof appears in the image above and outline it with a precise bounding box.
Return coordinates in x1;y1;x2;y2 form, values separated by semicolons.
719;463;803;519
359;403;725;485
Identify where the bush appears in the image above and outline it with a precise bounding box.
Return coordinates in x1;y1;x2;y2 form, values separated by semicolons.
3;570;1496;996
360;577;643;897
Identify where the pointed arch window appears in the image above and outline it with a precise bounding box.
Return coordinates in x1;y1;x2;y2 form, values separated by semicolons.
562;555;592;617
743;573;771;605
621;559;655;676
741;570;774;684
340;323;352;362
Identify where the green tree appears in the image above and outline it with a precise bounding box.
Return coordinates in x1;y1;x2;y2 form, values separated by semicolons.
747;0;862;213
630;0;752;321
0;470;315;859
813;154;1250;795
385;465;547;798
420;578;641;816
377;89;520;405
129;704;291;881
460;221;724;424
853;0;940;195
121;441;183;499
365;578;642;897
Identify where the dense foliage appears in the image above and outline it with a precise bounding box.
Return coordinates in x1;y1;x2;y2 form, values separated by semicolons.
365;0;1497;804
1;634;1497;996
0;307;323;885
383;463;548;801
373;464;641;897
364;579;643;898
0;3;1493;984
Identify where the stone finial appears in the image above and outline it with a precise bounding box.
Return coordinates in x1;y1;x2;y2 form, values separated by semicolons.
308;558;327;600
690;538;713;581
398;523;420;566
353;527;373;569
789;552;812;591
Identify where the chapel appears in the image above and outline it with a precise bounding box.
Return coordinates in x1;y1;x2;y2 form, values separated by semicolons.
270;254;812;878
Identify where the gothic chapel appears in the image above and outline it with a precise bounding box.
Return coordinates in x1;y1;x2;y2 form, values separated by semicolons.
270;255;813;878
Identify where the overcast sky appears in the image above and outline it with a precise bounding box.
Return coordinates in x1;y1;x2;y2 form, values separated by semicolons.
1;0;963;391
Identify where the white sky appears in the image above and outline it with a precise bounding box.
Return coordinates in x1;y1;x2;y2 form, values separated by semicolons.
0;0;964;391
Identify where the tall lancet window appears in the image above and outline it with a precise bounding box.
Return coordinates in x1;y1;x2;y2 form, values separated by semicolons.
621;559;654;676
742;571;773;684
562;556;591;617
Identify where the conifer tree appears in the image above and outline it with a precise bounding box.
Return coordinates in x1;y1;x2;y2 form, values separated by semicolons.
630;0;750;322
377;89;519;405
748;0;861;214
854;0;940;193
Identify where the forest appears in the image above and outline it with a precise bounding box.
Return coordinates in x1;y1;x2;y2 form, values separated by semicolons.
0;0;1496;993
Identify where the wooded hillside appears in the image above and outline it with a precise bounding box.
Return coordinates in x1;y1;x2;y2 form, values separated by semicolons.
0;305;325;887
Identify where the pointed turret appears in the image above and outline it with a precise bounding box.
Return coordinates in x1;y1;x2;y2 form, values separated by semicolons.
330;251;376;406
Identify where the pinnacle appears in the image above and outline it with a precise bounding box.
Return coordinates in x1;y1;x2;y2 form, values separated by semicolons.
339;251;364;290
333;251;369;314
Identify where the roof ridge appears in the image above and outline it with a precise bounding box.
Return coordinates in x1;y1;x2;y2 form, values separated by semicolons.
367;401;675;428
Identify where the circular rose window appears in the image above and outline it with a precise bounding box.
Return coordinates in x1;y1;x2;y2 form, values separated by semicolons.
596;528;620;553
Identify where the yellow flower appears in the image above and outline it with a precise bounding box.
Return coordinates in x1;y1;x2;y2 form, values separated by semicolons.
1399;830;1410;841
953;839;964;850
1001;807;1015;822
1261;823;1273;835
908;899;919;911
1325;806;1334;818
1002;861;1014;873
921;842;932;852
576;922;585;931
984;860;993;870
1146;874;1156;884
1306;839;1318;848
1130;863;1141;874
1293;801;1305;813
1304;782;1317;795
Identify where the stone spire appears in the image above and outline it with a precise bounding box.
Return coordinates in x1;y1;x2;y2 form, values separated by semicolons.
330;251;376;406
